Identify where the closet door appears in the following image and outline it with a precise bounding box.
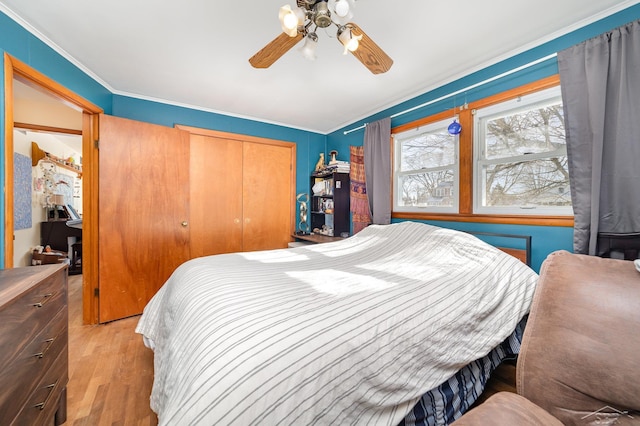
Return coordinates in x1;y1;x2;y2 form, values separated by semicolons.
181;126;295;255
98;115;191;322
189;134;243;257
242;141;294;251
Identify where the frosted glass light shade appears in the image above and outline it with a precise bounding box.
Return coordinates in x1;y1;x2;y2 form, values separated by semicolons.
328;0;354;24
338;27;362;54
335;0;350;17
279;5;305;37
299;36;318;60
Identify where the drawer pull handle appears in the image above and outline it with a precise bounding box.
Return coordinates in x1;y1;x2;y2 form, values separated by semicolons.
32;293;54;308
33;382;57;410
33;338;55;359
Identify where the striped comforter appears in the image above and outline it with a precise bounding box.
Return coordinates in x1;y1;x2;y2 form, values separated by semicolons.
136;221;538;425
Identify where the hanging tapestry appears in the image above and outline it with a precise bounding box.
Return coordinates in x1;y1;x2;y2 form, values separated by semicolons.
14;152;32;230
350;145;371;234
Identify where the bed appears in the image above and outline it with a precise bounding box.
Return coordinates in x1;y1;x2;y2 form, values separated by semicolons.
135;221;538;425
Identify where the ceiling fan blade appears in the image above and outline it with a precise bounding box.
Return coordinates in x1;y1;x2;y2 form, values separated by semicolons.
249;32;304;69
347;23;393;74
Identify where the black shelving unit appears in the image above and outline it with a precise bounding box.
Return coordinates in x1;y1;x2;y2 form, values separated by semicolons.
310;172;350;237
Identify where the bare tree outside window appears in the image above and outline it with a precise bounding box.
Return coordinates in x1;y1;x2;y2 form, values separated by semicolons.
478;99;571;211
395;121;458;210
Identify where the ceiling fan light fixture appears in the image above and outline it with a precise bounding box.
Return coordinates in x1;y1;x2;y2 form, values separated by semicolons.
279;5;305;37
338;26;362;54
313;1;332;28
328;0;354;24
250;2;393;74
299;33;318;61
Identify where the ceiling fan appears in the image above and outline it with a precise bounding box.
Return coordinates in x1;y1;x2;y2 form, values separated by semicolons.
249;0;393;74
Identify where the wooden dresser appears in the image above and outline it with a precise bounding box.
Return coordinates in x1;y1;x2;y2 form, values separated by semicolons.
0;264;68;425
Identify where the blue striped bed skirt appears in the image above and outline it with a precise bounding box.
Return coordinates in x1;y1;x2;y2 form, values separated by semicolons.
399;317;526;426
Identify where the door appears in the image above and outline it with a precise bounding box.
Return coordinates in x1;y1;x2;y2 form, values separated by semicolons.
186;127;296;256
98;114;191;322
242;141;294;251
189;134;243;257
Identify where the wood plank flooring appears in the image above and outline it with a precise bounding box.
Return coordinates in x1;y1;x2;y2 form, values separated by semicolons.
65;274;515;425
66;274;157;425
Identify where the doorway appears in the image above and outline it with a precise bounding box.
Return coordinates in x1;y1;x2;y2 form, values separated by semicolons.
3;53;103;324
13;80;83;268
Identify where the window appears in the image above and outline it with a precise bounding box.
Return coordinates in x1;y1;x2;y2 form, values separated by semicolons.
474;86;572;215
393;118;459;213
391;75;573;225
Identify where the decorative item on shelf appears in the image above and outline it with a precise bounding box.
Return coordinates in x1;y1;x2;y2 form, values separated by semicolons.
296;193;310;235
329;150;339;165
322;198;334;214
312;180;325;195
313;225;334;237
314;152;325;172
314;152;352;177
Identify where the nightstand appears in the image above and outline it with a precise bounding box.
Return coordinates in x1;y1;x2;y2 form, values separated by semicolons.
291;233;345;245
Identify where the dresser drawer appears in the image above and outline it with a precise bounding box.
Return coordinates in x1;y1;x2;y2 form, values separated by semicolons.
11;344;68;426
0;307;68;423
0;267;66;368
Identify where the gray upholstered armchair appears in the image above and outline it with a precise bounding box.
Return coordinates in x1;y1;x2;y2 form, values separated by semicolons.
452;250;640;425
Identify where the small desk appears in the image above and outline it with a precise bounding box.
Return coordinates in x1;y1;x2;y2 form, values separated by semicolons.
292;233;345;244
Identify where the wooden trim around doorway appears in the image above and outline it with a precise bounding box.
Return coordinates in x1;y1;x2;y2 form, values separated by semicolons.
4;53;103;325
4;54;15;266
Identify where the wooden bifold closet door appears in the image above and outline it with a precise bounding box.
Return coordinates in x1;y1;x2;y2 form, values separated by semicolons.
97;118;295;323
187;127;295;257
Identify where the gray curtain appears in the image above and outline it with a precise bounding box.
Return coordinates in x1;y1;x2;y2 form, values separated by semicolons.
558;20;640;255
364;117;392;225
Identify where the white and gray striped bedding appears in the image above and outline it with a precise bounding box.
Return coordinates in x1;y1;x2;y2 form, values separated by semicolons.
135;221;538;425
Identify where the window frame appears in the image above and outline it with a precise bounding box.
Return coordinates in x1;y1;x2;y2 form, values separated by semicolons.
391;74;574;227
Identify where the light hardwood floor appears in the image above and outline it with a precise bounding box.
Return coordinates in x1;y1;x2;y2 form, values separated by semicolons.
67;274;157;425
65;274;515;425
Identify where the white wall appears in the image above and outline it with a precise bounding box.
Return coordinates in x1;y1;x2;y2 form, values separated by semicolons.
13;130;82;267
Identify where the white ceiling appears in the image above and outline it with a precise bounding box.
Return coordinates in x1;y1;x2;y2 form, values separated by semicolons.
1;0;636;134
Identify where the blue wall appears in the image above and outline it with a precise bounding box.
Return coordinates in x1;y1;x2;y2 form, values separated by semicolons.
1;5;639;270
326;4;640;272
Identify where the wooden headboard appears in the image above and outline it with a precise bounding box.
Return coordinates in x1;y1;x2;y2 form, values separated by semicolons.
465;231;532;266
498;247;529;265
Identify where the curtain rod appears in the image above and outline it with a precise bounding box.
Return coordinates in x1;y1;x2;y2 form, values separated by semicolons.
343;52;558;135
